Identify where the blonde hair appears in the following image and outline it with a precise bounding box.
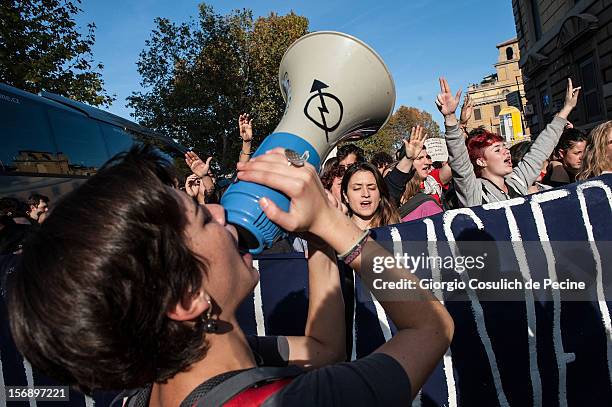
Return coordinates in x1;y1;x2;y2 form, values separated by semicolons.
577;121;612;180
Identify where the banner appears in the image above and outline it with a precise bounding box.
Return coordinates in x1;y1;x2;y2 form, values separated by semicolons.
1;175;611;406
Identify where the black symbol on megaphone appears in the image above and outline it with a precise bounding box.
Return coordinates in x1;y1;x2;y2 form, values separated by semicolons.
304;79;344;143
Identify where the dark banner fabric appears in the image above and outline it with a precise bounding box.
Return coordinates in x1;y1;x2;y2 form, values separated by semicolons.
1;175;611;406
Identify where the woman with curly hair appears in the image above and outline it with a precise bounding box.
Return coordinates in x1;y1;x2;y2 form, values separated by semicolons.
577;120;612;180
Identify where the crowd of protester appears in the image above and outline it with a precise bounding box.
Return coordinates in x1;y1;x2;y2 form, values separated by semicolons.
2;75;612;406
177;76;609;242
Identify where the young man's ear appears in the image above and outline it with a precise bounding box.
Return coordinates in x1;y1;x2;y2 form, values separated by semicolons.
476;157;487;168
558;149;566;160
167;290;210;322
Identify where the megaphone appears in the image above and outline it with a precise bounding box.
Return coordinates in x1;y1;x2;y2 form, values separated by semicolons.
221;31;396;254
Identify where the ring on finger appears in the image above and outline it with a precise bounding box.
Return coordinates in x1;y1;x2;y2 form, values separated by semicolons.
285;149;309;167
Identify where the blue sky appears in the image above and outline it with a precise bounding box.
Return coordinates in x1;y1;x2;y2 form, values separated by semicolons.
75;0;517;129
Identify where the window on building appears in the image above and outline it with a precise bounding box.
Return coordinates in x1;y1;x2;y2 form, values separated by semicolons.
529;0;542;41
579;55;603;122
0;93;56;174
539;86;550;113
493;105;501;116
474;108;482;121
506;47;514;61
537;83;553;127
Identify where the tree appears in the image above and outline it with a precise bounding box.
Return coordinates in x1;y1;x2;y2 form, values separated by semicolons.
127;4;308;174
0;0;113;106
355;105;441;158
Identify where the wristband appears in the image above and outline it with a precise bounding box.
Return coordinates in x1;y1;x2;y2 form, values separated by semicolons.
240;151;252;156
337;230;371;264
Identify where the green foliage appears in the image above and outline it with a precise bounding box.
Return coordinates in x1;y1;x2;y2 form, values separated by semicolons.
127;4;309;174
0;0;114;106
355;105;441;158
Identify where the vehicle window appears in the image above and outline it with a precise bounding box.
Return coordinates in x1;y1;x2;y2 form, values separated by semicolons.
48;108;109;176
0;93;56;174
100;123;137;157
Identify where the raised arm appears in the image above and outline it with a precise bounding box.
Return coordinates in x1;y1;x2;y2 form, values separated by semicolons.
384;125;427;206
284;236;346;369
238;113;253;164
436;77;482;207
185;151;215;203
459;92;474;137
512;78;579;187
236;150;454;399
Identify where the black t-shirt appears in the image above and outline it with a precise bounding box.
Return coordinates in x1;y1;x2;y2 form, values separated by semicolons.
122;336;411;406
269;352;412;406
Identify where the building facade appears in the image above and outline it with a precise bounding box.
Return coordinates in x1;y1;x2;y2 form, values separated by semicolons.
512;0;612;135
466;38;529;142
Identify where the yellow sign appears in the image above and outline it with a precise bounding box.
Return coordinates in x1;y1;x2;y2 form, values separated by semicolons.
498;106;523;143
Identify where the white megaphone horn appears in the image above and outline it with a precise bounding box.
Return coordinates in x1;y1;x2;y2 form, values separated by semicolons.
221;31;396;253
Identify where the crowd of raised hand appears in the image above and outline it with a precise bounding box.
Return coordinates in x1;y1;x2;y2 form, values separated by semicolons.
6;76;611;407
181;78;611;238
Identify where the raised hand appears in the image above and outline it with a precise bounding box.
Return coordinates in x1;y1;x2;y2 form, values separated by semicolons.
435;77;462;119
558;78;581;119
403;125;427;160
460;93;474;126
185;151;212;178
239;113;253;143
184;174;201;197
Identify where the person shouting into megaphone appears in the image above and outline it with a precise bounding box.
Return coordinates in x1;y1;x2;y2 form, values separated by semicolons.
8;145;453;406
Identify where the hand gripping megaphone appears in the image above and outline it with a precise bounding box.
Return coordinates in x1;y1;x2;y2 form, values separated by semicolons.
221;31;396;253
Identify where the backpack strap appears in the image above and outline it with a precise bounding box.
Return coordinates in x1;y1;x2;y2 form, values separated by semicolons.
195;365;303;407
398;193;439;218
223;377;294;407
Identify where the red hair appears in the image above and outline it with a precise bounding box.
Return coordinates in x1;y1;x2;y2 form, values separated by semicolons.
466;129;504;177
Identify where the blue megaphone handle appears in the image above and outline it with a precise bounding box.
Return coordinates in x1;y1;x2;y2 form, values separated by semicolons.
221;132;321;254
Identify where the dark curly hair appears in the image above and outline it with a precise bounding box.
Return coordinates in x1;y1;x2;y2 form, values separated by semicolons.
370;152;393;170
8;145;210;394
336;144;365;164
320;160;347;190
